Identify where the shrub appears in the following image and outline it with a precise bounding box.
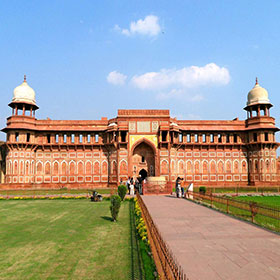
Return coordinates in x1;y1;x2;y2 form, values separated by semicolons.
118;185;127;201
110;195;121;221
199;186;206;194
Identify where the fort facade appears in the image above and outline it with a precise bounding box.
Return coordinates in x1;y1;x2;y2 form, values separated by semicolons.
1;77;279;188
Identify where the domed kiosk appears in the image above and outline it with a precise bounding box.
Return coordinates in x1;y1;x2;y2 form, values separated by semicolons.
244;78;272;118
8;75;38;117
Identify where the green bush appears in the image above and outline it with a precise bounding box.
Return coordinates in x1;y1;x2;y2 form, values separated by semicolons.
110;195;121;221
118;185;127;201
199;186;206;194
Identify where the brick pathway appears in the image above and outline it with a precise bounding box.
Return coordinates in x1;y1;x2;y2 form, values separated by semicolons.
142;195;280;280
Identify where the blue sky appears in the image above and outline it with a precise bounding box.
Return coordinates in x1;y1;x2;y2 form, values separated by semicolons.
1;0;280;143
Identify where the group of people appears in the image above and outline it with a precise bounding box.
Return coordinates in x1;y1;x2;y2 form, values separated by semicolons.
175;177;185;198
120;176;144;195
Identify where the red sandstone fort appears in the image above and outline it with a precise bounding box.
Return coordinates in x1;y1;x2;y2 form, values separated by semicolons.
0;76;279;188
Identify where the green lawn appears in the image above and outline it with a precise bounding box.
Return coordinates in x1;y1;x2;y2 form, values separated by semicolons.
0;188;113;196
0;200;132;280
235;195;280;207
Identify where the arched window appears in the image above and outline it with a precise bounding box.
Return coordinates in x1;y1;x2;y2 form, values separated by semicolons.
61;162;67;175
45;162;51;175
226;161;231;173
78;162;84;175
70;162;75;175
218;161;224;173
93;162;100;175
210;161;216;173
187;161;192;174
37;162;43;175
86;161;92;175
202;161;208;174
53;162;59;175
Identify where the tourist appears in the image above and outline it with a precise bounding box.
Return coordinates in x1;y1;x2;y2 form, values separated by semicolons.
126;177;131;192
175;177;182;198
130;181;134;195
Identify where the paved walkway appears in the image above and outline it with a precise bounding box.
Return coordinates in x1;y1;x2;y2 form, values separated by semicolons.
142;195;280;280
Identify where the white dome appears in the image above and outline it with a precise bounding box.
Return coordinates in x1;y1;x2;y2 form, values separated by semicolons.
12;76;36;106
247;79;270;106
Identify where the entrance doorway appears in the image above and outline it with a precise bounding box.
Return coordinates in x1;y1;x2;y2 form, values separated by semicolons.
132;141;155;178
139;169;148;180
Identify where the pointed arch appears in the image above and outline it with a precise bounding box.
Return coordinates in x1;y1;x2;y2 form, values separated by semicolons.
13;160;18;175
53;161;59;175
233;160;239;173
36;161;43;175
25;160;30;175
225;160;232;173
69;160;76;175
93;160;100;175
160;159;169;175
45;161;51;175
102;160;108;175
241;159;247;173
19;160;24;175
186;160;192;174
119;159;127;175
217;160;224;173
210;160;216;173
178;159;184;174
194;160;200;173
85;160;92;175
61;161;67;175
77;161;84;175
202;160;208;174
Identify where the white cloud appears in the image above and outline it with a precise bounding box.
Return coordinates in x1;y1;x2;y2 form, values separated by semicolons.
131;63;230;90
107;71;127;86
115;15;161;37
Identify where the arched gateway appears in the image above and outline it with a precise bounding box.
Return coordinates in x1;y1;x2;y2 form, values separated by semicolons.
131;141;155;179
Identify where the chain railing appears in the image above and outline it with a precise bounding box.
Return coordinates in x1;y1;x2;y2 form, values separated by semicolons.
186;191;280;232
136;192;187;280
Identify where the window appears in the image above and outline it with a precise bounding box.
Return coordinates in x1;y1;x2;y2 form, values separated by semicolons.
27;133;30;142
121;132;126;142
15;132;19;142
179;134;183;143
47;134;51;144
162;131;167;142
55;134;59;143
210;134;214;143
226;134;230;143
233;134;238;143
95;134;99;143
63;134;67;143
71;134;75;143
187;134;191;143
141;156;145;163
79;134;83;143
218;134;222;143
195;134;198;143
253;133;257;142
87;134;91;143
203;134;206;143
265;132;268;141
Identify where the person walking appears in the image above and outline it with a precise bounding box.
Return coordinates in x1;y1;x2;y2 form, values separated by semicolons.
126;177;131;192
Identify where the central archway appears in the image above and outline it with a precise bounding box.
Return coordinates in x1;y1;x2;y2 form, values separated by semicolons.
131;141;155;179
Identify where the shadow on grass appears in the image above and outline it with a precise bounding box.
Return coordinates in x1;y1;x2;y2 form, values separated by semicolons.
101;216;113;222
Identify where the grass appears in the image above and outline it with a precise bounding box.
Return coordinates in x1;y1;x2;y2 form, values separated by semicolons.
192;194;280;232
194;186;280;194
0;188;113;196
235;195;280;207
0;199;132;280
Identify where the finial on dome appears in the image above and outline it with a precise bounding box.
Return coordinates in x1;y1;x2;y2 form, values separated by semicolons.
24;75;26;82
255;77;258;85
